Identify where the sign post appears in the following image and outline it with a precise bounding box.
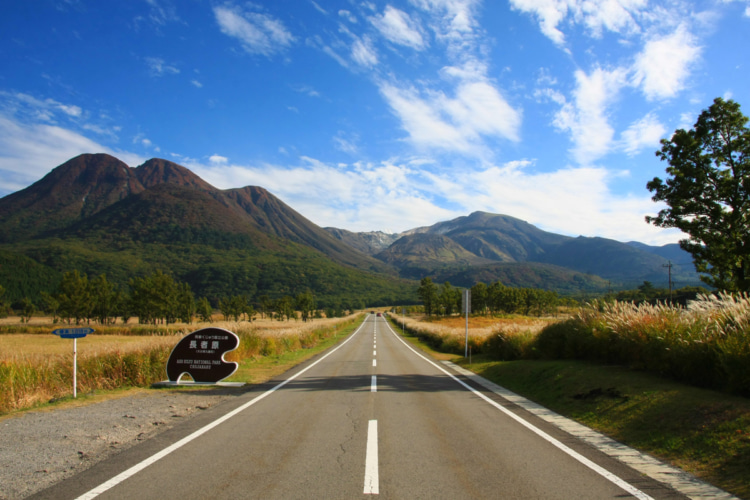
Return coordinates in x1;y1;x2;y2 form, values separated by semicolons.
462;289;471;357
52;328;94;398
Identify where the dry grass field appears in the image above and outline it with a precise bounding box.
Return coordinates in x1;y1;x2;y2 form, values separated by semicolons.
0;313;361;414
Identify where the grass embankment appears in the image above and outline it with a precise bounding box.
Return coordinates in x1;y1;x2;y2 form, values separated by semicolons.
0;315;364;415
390;303;750;499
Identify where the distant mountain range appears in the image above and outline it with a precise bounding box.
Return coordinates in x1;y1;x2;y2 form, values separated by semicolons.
0;154;701;305
326;210;700;290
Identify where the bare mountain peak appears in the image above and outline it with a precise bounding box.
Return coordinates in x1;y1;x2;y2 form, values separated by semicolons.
135;158;216;191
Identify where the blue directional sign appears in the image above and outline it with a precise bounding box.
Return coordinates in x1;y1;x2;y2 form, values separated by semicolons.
53;328;94;339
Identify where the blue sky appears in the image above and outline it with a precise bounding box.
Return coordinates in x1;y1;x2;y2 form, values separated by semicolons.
1;0;748;245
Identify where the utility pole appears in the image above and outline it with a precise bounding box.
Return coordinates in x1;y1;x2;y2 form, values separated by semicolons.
663;261;673;302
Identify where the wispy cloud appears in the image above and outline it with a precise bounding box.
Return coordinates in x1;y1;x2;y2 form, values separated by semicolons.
0;111;144;194
551;67;627;165
214;5;295;57
370;6;427;50
620;113;666;156
509;0;647;47
145;57;180;77
351;36;378;67
333;131;359;154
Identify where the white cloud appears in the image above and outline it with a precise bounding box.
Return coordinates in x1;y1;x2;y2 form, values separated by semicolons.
339;9;357;23
552;66;627;164
0;114;145;195
182;154;679;244
191;79;203;88
371;6;427;50
214;5;295;56
333;132;359;154
508;0;569;46
620;113;666;155
378;67;521;156
351;36;378;67
632;26;701;100
144;57;180;77
509;0;648;46
0;99;679;245
575;0;646;38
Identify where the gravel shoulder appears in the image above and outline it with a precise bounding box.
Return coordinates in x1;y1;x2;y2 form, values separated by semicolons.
0;388;240;500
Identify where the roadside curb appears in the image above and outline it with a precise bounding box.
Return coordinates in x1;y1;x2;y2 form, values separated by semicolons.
443;361;738;500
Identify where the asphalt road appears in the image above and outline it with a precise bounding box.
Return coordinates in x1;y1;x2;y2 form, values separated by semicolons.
31;315;686;499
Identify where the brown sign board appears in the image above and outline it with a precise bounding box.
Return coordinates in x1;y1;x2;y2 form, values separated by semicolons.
166;327;240;383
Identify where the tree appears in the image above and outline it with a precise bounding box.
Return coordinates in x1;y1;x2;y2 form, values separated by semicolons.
20;297;35;323
90;274;119;325
646;97;750;291
417;277;439;316
438;282;460;316
57;270;92;324
0;285;9;318
196;297;213;323
470;282;488;316
296;291;316;322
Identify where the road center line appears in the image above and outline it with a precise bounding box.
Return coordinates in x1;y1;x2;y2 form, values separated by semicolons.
373;359;377;367
382;320;654;500
75;319;370;500
371;375;377;392
364;420;379;495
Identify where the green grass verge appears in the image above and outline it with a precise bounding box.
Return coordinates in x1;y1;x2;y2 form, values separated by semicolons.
395;324;750;499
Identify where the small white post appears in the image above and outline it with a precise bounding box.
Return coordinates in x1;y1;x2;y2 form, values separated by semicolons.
463;289;470;357
73;338;77;398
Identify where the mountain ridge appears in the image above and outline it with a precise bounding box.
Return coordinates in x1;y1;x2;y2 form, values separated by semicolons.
0;153;702;304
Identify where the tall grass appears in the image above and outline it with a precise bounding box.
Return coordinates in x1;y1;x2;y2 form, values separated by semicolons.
0;315;361;414
399;294;750;396
399;315;548;358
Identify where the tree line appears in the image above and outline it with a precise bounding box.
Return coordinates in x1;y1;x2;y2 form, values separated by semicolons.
416;277;562;317
5;270;337;325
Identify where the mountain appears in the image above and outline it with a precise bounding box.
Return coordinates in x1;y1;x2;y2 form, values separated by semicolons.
0;154;409;306
351;211;701;289
325;228;400;255
376;233;494;268
0;154;143;242
0;153;703;307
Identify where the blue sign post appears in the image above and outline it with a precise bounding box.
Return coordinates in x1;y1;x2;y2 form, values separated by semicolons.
53;328;94;398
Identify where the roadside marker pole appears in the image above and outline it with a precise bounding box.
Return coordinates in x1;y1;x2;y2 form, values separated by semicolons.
52;328;94;399
73;338;77;398
463;289;470;357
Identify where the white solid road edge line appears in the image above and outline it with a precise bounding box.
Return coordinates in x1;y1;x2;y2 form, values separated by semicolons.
364;419;379;495
444;361;739;500
382;321;655;500
75;319;370;500
383;319;739;500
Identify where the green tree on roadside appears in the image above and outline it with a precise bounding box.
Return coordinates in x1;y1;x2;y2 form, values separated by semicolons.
197;297;213;323
40;291;60;322
647;97;750;291
0;285;9;318
90;274;119;325
470;282;488;315
176;283;195;324
296;291;316;322
20;297;35;323
57;270;92;324
417;277;439;316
